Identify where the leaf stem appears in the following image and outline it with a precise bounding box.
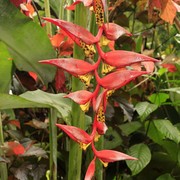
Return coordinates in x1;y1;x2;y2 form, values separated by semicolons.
49;108;57;180
44;0;52;36
0;112;8;180
67;4;87;180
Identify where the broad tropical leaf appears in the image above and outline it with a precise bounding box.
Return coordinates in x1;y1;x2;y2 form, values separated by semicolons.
135;102;158;121
0;42;13;93
126;143;151;176
0;0;56;85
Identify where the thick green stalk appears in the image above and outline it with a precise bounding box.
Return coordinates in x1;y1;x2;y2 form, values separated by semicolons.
44;0;52;36
59;0;65;19
49;108;57;180
0;112;8;180
68;4;87;180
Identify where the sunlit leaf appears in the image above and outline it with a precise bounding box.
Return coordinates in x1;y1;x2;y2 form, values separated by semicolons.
126;143;151;176
135;102;158;121
119;121;142;136
0;90;71;124
148;93;169;106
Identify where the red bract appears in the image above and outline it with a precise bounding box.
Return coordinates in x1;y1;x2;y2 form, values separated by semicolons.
56;124;92;150
95;69;148;90
64;90;93;112
43;18;98;45
84;157;96;180
103;23;132;41
92;143;137;167
101;50;159;68
40;58;100;86
40;58;98;75
66;0;93;10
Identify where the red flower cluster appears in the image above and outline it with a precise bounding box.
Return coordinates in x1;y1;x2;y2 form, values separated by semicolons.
40;0;158;179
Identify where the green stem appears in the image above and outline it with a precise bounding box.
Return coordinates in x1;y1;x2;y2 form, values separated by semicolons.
95;137;103;180
0;112;8;180
44;0;52;36
59;0;65;19
68;4;87;180
49;108;57;180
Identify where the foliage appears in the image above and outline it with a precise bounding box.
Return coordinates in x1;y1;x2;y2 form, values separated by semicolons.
0;0;180;180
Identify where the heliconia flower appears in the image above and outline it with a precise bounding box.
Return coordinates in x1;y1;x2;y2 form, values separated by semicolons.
103;23;132;41
43;17;98;58
93;89;114;122
64;85;100;112
93;0;105;26
99;50;159;69
94;118;108;135
84;157;96;180
65;90;93;112
43;18;97;45
95;69;148;90
66;0;93;10
40;58;100;86
56;124;93;150
91;142;137;167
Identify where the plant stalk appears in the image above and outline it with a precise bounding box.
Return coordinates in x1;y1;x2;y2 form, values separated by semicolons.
49;108;57;180
44;0;52;36
0;112;8;180
67;4;87;180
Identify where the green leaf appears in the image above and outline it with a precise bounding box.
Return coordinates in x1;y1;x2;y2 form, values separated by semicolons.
154;120;180;144
104;126;123;149
0;0;56;85
135;102;158;121
162;87;180;94
20;90;71;123
126;143;151;176
0;90;71;124
145;120;180;144
156;173;175;180
49;0;60;17
148;93;169;106
0;42;13;93
119;121;142;136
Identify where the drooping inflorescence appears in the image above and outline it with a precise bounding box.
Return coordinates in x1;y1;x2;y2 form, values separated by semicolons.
40;0;159;179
